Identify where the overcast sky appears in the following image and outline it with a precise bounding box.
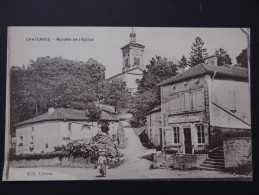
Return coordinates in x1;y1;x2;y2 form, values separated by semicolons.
8;27;248;78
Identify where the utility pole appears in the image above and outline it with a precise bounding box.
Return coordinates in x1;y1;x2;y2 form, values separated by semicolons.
240;28;250;82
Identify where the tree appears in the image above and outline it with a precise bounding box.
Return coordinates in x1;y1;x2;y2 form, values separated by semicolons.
178;55;188;71
215;48;232;66
10;56;106;135
96;79;131;111
85;102;102;121
129;56;178;127
189;37;208;67
236;49;248;68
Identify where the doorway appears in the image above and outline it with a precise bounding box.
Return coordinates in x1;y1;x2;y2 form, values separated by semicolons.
159;128;162;147
183;128;192;154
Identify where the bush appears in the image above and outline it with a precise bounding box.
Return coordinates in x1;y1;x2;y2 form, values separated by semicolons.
55;132;123;167
10;150;68;161
139;131;155;149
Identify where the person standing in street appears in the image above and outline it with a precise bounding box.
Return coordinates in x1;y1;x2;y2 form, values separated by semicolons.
97;151;107;177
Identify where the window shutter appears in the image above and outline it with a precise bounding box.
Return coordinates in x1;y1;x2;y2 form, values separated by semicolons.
184;93;191;110
170;95;180;113
164;129;172;145
193;91;204;109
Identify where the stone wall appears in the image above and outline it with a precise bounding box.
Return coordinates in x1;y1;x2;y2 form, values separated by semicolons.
171;154;207;169
223;137;251;168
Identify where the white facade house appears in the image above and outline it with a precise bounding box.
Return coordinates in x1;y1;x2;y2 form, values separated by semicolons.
146;106;162;147
155;57;251;154
15;107;119;155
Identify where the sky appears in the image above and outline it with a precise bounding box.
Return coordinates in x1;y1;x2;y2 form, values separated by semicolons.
8;27;248;78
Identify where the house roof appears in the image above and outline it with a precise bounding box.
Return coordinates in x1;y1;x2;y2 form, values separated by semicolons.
15;107;118;127
158;64;248;87
146;105;161;115
121;42;145;50
106;67;144;81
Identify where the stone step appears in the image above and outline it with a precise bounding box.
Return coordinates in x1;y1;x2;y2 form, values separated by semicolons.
206;158;224;163
200;166;223;171
200;163;224;169
202;161;224;166
211;153;224;157
210;156;224;160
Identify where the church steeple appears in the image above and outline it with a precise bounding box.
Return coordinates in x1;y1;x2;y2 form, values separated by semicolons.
129;27;136;43
121;28;145;72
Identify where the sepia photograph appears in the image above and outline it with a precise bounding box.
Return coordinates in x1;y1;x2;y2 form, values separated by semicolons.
2;27;252;181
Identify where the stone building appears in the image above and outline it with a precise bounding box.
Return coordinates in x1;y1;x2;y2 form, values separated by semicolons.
15;106;119;155
146;106;162;147
157;56;251;155
106;29;145;95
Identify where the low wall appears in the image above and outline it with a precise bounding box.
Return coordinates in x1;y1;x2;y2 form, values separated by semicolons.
172;154;207;169
223;137;252;168
10;157;95;168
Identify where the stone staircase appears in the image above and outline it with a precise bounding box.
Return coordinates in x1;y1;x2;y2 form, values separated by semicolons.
200;147;225;171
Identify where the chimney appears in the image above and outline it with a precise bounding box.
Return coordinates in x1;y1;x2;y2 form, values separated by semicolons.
204;56;218;66
48;107;55;115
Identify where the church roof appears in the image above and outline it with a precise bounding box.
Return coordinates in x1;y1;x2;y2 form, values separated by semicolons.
15;107;118;127
106;67;144;81
121;42;145;50
158;63;248;87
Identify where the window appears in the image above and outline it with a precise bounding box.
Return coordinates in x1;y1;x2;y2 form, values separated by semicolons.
46;144;48;148
18;136;24;146
68;123;72;131
180;93;191;111
173;127;180;144
192;90;204;109
228;90;237;112
196;125;205;144
169;95;180;113
31;127;34;132
134;57;140;65
125;58;129;66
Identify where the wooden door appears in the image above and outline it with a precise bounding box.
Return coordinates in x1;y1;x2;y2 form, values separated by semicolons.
184;128;192;154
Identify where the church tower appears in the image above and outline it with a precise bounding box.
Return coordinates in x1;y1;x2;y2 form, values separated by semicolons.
121;28;145;72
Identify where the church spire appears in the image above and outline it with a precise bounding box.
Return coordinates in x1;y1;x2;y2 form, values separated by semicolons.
129;27;136;43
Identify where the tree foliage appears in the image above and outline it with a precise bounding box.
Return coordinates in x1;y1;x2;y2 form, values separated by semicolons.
85;102;102;121
189;37;208;67
215;48;232;66
129;56;178;127
178;55;188;71
10;56;106;135
96;79;131;111
236;48;248;68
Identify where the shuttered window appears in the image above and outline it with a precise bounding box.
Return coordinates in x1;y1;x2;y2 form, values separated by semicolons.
196;125;205;144
193;90;204;109
169;95;180;113
173;127;180;144
180;93;191;111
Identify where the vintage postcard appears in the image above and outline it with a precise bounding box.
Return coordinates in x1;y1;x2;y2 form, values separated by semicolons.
2;27;252;181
